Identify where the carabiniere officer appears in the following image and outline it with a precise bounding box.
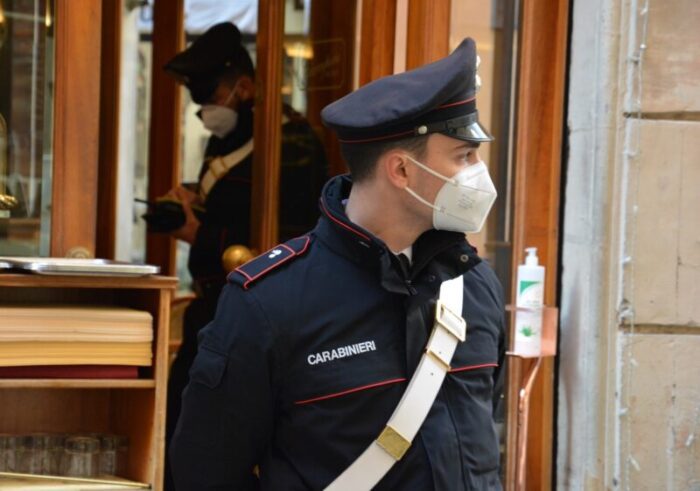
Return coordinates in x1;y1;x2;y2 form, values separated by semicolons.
171;38;506;490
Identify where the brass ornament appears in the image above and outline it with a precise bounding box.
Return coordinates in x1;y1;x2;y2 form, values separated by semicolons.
0;193;17;210
0;2;6;52
66;246;92;259
222;244;255;272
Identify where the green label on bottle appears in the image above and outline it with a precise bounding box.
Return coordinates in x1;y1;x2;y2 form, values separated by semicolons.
519;280;540;295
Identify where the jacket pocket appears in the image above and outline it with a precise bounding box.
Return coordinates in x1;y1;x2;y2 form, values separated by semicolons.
189;345;228;389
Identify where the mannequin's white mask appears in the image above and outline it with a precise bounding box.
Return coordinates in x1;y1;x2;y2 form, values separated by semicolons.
199;83;240;138
404;154;497;233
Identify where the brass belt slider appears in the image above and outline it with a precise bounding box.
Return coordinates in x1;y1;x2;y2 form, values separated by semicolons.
434;300;467;341
210;157;226;179
376;425;411;461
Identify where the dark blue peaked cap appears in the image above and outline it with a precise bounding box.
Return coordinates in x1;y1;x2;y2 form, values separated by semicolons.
322;38;492;144
164;22;254;104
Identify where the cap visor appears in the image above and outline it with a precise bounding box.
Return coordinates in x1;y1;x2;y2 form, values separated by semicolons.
443;120;494;143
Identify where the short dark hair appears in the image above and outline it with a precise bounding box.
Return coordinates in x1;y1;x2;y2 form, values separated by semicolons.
340;135;428;182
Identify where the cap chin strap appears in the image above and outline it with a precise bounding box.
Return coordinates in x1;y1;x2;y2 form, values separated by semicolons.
325;275;466;490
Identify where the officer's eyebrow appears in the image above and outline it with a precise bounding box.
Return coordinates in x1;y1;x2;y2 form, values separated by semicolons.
452;142;481;151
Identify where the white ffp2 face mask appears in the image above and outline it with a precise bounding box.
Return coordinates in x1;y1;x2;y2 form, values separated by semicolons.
199;83;240;138
200;105;238;139
404;155;497;233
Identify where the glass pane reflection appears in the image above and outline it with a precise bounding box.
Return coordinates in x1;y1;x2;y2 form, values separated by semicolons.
0;0;55;256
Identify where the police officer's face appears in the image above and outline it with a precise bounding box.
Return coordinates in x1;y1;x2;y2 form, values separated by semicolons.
207;75;253;110
402;133;482;229
414;133;482;197
207;80;240;109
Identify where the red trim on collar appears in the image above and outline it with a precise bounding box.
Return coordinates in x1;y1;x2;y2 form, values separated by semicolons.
320;200;372;242
294;377;407;405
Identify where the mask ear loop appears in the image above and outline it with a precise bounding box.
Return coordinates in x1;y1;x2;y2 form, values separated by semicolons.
222;80;241;107
403;154;451;214
404;186;443;213
404;154;456;185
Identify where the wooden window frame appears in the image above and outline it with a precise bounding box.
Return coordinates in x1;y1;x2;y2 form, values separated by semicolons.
96;0;121;260
250;0;285;252
145;0;184;275
505;0;570;489
51;0;102;257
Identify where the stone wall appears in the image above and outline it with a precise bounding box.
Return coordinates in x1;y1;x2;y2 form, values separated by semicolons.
559;0;700;488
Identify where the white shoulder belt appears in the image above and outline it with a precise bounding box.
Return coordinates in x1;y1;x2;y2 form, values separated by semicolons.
325;275;466;490
199;138;254;200
199;115;291;199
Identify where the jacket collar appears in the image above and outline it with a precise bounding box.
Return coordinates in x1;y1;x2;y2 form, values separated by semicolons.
314;175;481;294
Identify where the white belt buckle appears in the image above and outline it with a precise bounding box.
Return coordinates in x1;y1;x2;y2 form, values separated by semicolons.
435;300;467;342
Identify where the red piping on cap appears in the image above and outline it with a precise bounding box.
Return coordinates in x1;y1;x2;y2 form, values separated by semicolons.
338;129;415;144
438;95;477;109
337;96;477;144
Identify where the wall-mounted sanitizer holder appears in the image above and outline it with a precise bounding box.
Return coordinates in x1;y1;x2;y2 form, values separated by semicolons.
505;305;558;491
506;305;558;358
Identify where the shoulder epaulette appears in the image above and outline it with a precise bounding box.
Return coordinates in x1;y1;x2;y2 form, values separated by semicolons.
227;235;312;289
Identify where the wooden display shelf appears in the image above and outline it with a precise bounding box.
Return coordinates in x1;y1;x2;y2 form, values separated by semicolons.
0;273;177;490
0;273;177;289
0;379;156;389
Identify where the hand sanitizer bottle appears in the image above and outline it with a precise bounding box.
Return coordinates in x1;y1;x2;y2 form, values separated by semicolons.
513;247;545;357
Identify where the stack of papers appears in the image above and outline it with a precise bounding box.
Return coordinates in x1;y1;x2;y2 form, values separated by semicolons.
0;306;153;368
0;472;150;489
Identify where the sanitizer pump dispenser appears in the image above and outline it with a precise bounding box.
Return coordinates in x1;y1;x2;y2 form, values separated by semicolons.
513;247;545;357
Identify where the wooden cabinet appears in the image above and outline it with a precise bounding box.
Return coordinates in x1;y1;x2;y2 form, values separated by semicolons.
0;274;177;489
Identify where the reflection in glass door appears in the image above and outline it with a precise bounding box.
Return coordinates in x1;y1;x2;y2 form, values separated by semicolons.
449;0;521;482
0;0;55;256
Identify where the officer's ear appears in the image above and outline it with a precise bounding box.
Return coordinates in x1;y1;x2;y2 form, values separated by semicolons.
235;75;255;101
381;149;411;190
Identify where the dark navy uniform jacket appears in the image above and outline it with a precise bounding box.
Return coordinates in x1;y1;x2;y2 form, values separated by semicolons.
171;175;506;490
188;100;328;293
165;101;327;491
